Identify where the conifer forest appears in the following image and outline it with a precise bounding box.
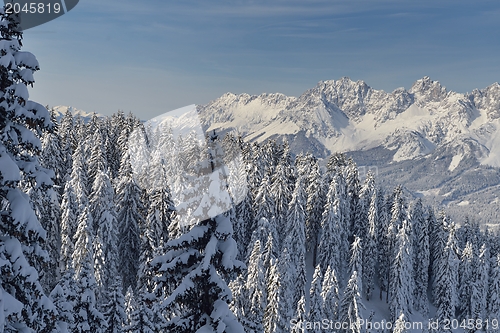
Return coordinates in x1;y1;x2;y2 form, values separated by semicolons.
2;7;500;333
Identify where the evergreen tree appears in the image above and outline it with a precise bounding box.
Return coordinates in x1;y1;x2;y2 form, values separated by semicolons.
338;271;363;333
60;181;78;272
125;287;157;333
90;170;119;298
305;157;325;266
488;255;500;330
246;240;266;331
349;236;363;294
322;266;340;324
264;260;280;333
115;152;143;292
476;244;490;320
309;265;324;333
389;219;414;321
291;296;307;333
0;8;59;331
152;213;245;333
458;242;475;320
277;247;295;332
102;276;127;333
72;207;107;333
412;199;429;315
317;173;346;279
434;225;458;325
50;267;77;332
364;191;378;301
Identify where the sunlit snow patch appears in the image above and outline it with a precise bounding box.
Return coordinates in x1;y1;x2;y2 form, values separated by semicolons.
129;105;247;229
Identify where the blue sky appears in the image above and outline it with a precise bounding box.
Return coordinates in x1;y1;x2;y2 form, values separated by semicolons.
24;0;500;120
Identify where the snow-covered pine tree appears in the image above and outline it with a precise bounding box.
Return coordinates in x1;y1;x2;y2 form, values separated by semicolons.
345;158;361;241
87;127;108;186
0;7;59;332
60;181;78;272
286;175;307;248
317;172;346;280
115;150;143;292
28;180;61;291
488;255;500;331
476;244;490;321
364;191;378;301
322;266;340;324
349;236;363;294
264;260;280;333
389;219;414;321
72;206;107;333
246;240;266;331
434;224;459;326
291;295;307;333
412;198;429;315
90;170;119;299
254;168;276;230
125;287;157;333
271;150;294;245
41;123;65;187
309;265;324;333
152;214;245;333
50;266;77;332
377;188;390;300
277;247;295;332
102;275;127;333
305;156;325;266
338;271;363;333
57;109;75;177
458;242;475;320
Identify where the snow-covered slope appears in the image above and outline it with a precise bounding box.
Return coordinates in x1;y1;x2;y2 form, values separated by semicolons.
198;76;500;168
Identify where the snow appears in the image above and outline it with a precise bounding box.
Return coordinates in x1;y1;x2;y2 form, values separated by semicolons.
448;153;463;171
457;200;470;206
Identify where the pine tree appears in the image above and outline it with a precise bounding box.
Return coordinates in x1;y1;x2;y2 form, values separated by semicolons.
115;150;144;291
152;213;245;333
72;207;107;333
339;271;363;333
305;157;325;266
476;244;490;320
0;8;59;332
309;265;324;333
60;181;78;272
50;267;77;332
389;219;414;321
322;266;340;324
318;173;346;279
349;236;363;294
364;191;378;301
277;247;295;332
125;287;157;333
434;225;458;325
246;240;266;331
412;199;429;315
291;296;307;333
377;189;390;300
458;242;475;320
90;170;119;299
264;260;280;333
488;255;500;331
102;276;127;333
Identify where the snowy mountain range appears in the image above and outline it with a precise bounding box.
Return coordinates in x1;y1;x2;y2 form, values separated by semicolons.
196;77;500;226
52;105;104;121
